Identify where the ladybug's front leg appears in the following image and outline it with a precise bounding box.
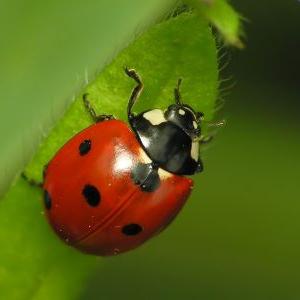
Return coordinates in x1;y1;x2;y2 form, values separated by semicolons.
21;172;43;188
22;164;48;188
131;162;160;192
125;67;144;120
83;93;115;123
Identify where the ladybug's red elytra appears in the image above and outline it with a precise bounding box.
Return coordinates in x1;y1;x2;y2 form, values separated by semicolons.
42;68;206;256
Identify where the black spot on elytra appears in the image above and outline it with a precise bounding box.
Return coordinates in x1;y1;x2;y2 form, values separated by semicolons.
122;223;143;236
82;184;101;207
79;139;91;155
44;190;52;210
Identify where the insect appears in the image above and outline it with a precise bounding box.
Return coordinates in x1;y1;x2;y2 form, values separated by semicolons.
42;68;207;256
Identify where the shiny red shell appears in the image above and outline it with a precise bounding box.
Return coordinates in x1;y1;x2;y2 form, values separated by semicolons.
43;120;193;256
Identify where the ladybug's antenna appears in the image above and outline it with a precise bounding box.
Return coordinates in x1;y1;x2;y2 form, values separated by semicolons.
207;119;226;128
174;78;183;105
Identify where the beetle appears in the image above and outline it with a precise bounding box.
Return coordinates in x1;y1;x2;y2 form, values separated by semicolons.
42;68;206;256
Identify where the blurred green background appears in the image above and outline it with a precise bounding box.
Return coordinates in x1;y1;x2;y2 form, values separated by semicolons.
1;1;300;299
81;1;300;299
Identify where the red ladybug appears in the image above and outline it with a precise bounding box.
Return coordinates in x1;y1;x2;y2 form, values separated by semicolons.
43;68;205;256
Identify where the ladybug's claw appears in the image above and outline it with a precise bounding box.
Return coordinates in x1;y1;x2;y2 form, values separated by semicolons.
83;93;115;123
124;67;141;83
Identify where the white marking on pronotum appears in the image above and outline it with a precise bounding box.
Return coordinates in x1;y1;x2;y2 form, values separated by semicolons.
143;109;166;125
190;141;199;161
193;121;198;129
179;109;185;115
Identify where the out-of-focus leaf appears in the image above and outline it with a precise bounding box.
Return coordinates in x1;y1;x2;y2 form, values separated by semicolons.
186;0;244;47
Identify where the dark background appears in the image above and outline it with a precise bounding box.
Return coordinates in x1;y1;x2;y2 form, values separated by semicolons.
82;1;300;299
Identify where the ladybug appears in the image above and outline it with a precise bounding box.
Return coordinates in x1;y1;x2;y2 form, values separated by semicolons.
43;68;206;256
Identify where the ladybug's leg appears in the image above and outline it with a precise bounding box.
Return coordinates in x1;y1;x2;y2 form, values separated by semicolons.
22;163;48;187
199;135;213;145
21;172;43;188
42;164;48;180
83;93;115;123
131;162;160;192
174;78;183;105
125;67;144;120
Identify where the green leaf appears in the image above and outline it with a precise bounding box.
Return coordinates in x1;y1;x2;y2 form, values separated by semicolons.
0;12;218;299
25;12;218;183
186;0;244;48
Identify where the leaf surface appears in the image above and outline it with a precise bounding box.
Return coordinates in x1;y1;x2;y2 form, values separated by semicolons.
0;12;218;299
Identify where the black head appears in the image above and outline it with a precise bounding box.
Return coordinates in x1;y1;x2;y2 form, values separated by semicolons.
164;104;203;139
127;72;204;175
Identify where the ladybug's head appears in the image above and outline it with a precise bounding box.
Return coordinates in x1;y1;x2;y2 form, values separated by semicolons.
164;104;203;140
163;78;204;140
128;76;204;175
